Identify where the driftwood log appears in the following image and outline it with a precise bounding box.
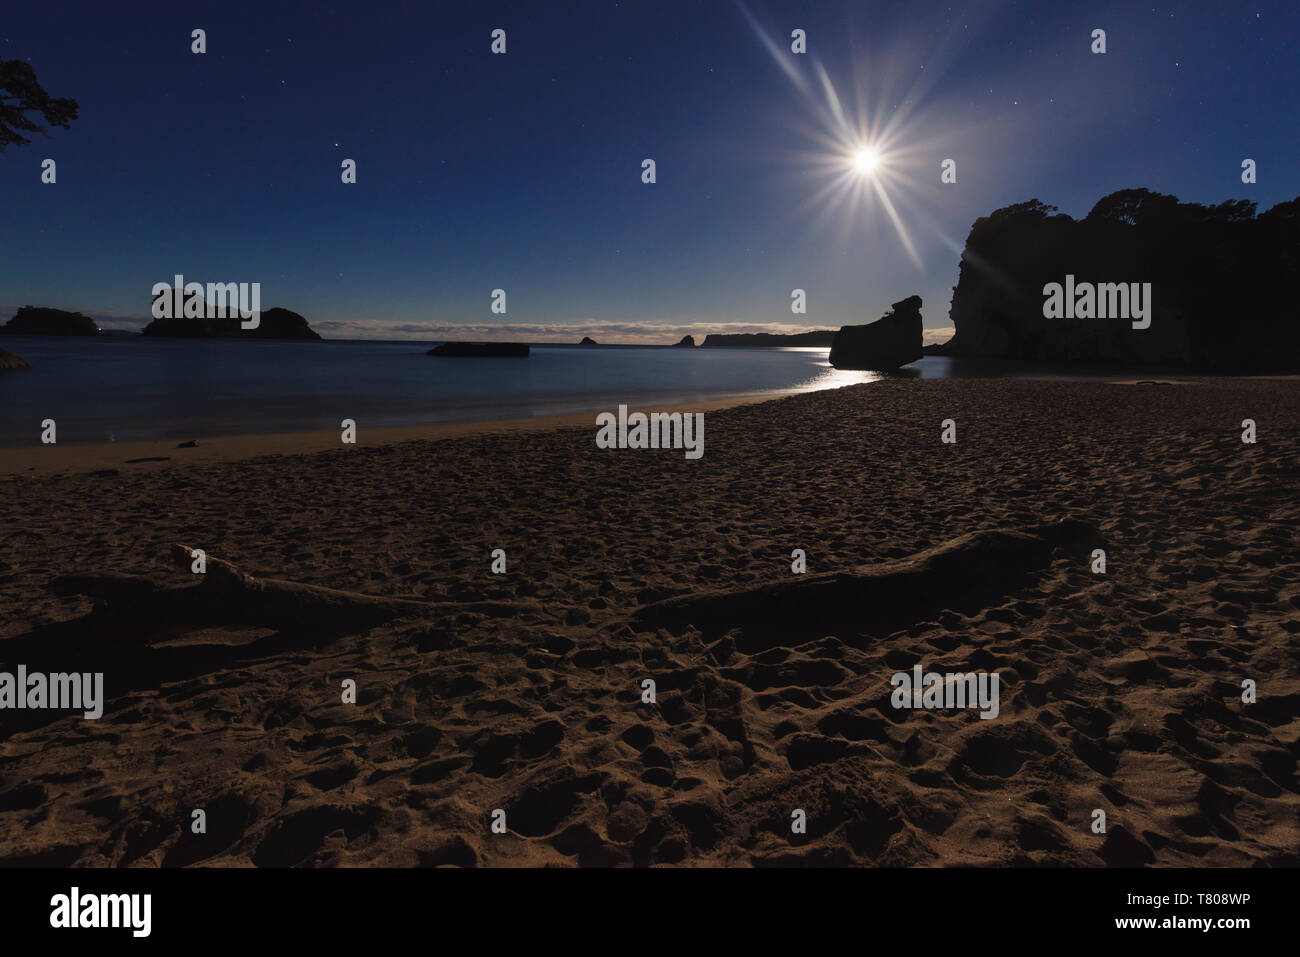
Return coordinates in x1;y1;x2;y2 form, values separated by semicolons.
49;544;535;638
634;520;1104;646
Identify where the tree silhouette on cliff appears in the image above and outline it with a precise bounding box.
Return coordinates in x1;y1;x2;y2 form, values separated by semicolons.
947;188;1300;372
0;58;79;153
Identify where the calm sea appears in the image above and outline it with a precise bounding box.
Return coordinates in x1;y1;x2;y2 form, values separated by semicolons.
0;335;1139;447
0;336;911;446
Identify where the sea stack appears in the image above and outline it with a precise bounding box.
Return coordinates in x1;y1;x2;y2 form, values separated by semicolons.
428;342;530;357
1;306;100;336
829;295;924;370
674;335;696;347
579;336;598;346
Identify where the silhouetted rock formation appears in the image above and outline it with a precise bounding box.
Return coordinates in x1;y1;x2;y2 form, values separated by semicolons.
701;330;837;347
0;347;30;370
829;296;924;370
1;306;98;336
674;335;696;347
946;189;1300;371
429;342;529;357
579;336;598;345
142;307;321;340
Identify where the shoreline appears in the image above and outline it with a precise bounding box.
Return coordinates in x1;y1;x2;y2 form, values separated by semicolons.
7;374;1288;477
6;373;1297;478
0;393;781;477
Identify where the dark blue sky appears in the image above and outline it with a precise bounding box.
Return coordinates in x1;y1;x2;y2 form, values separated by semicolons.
2;1;1296;341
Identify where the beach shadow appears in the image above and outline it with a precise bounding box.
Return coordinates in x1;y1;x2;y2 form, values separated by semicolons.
0;605;345;740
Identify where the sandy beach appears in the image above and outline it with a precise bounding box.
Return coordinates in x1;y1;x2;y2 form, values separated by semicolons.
1;377;1297;867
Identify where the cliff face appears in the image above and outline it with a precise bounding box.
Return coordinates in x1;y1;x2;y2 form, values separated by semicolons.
1;306;99;336
142;307;321;340
829;296;924;370
946;190;1300;371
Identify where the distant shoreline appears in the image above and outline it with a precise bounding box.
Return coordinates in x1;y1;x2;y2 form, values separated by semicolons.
2;331;856;349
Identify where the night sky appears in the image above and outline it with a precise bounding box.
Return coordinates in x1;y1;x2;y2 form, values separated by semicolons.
2;1;1296;341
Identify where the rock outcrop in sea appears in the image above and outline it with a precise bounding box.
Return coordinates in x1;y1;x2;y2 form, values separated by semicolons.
428;342;530;357
943;189;1300;371
142;307;321;340
1;306;99;336
673;335;696;347
829;296;924;370
579;336;598;345
0;348;31;371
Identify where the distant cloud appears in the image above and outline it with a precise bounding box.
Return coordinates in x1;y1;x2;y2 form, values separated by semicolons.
90;312;152;331
0;304;958;346
309;319;846;344
283;319;957;345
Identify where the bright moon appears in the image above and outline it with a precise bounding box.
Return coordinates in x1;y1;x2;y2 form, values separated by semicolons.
852;148;879;175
